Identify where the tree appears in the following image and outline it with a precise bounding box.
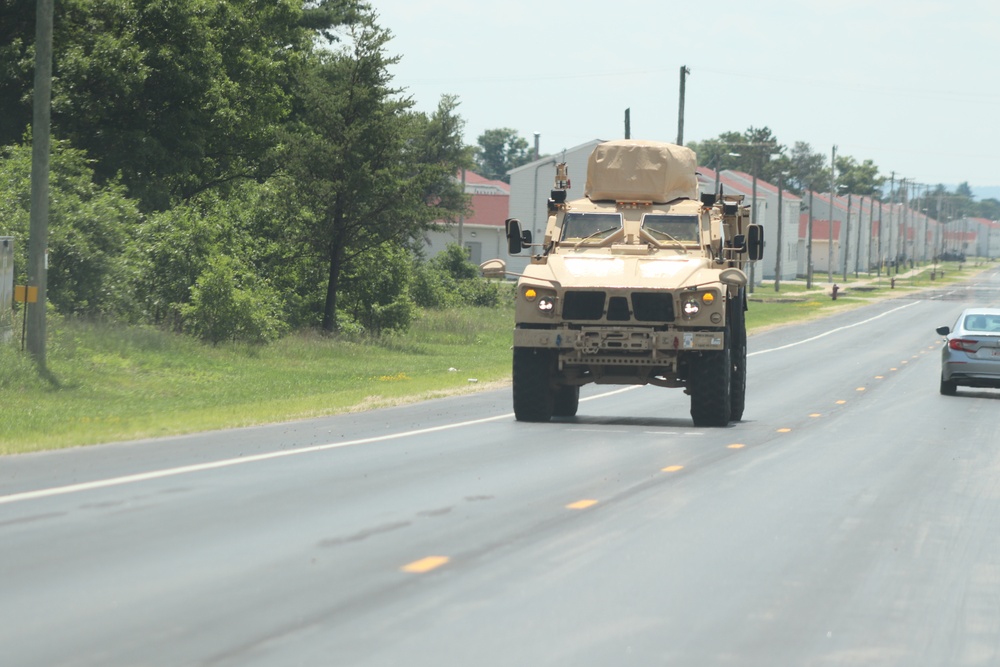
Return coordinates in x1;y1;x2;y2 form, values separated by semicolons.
475;128;532;182
688;127;784;183
0;139;140;316
280;9;467;332
1;0;363;211
835;155;884;198
786;142;830;195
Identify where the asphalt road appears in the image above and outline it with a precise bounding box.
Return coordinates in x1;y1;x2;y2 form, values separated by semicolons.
3;272;1000;666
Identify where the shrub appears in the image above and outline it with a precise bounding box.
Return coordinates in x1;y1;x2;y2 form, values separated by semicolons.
179;254;287;345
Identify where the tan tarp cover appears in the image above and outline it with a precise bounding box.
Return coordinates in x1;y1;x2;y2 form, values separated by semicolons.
584;140;698;204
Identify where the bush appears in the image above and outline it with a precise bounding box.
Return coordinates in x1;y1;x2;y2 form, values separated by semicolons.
179;254;287;345
339;243;416;335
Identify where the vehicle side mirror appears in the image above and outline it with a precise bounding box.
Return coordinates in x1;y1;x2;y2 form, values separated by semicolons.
719;267;748;287
480;258;507;279
746;224;764;261
732;234;747;251
936;326;950;336
506;218;525;255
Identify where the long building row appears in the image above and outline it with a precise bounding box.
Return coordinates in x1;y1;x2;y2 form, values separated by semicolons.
427;139;1000;283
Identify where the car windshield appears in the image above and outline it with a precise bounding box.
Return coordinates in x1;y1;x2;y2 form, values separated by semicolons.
963;313;1000;332
560;212;623;243
640;214;700;243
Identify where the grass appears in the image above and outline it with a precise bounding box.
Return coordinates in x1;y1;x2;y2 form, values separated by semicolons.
0;307;515;454
1;260;988;454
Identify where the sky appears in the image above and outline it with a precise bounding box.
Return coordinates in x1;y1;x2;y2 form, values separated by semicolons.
368;0;1000;194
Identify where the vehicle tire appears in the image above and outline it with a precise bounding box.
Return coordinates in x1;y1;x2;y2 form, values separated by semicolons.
940;376;957;396
689;332;733;427
513;347;555;422
553;385;580;417
728;289;747;422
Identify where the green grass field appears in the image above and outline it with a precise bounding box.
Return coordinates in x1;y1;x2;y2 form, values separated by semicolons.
0;261;981;454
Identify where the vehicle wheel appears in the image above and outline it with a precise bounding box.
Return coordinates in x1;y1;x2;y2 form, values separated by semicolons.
513;347;555;422
940;376;957;396
553;385;580;417
689;333;732;427
728;290;747;422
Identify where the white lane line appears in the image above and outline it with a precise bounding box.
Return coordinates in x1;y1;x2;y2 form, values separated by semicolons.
749;301;921;357
0;388;634;506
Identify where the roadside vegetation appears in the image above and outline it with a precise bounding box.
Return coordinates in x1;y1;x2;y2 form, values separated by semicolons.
1;261;982;454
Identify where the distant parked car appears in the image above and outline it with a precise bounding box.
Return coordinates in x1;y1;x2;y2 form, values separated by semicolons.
936;251;966;262
937;308;1000;395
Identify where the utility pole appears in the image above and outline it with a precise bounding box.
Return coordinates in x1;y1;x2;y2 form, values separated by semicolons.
854;195;863;277
885;172;896;275
843;193;851;281
458;167;466;247
775;172;784;292
749;154;758;294
866;196;875;275
676;66;689;146
27;0;54;369
806;189;814;289
828;145;836;283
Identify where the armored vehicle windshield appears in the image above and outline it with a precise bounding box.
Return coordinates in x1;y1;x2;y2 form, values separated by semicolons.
560;212;623;243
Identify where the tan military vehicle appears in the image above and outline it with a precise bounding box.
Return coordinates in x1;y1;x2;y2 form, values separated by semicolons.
483;140;763;426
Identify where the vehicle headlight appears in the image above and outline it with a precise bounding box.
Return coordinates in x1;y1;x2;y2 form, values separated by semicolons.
682;291;719;319
520;285;557;316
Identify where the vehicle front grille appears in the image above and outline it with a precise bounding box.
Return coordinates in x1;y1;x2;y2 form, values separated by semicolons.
563;291;605;320
631;292;675;322
561;290;675;323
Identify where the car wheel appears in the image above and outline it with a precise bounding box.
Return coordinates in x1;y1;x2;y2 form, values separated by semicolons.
939;376;957;396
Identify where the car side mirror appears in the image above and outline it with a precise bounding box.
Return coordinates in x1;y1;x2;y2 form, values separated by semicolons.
732;234;747;251
936;326;950;336
746;224;764;261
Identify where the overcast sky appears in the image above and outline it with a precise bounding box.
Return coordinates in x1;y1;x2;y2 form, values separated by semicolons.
370;0;999;192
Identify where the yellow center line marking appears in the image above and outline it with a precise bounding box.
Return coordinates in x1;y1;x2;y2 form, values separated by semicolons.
661;465;684;472
809;413;822;418
836;400;847;404
401;556;450;573
875;375;884;379
727;444;745;449
777;428;792;433
566;499;598;510
856;387;866;392
890;368;898;371
901;360;908;364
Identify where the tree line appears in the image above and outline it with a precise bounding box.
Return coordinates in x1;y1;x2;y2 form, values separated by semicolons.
687;127;1000;220
1;0;521;344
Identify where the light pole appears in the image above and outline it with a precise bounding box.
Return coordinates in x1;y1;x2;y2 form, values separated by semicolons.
828;145;836;283
775;171;790;292
806;189;814;289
